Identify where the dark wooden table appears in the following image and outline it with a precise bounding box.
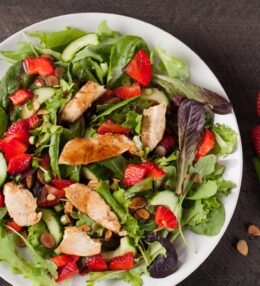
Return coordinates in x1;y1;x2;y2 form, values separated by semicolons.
0;0;259;285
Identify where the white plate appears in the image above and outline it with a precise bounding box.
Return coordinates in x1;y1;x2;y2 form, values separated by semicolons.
0;13;243;286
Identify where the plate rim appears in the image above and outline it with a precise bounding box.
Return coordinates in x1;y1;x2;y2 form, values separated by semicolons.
0;12;243;286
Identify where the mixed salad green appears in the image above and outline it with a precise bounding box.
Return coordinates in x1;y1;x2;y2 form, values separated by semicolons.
0;20;237;285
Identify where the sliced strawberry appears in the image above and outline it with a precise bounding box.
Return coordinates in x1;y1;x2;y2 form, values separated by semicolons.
195;129;215;160
252;125;260;157
124;164;147;186
6;220;22;232
155;206;178;229
50;255;79;269
51;179;75;190
26;114;40;129
124;49;152;86
2;138;27;163
86;254;108;271
113;82;142;100
9;89;33;106
56;261;79;282
0;192;4;208
5;121;29;145
7;154;32;175
24;57;55;77
257;92;260;117
97;120;130;136
109;252;134;270
38;184;65;207
141;162;165;179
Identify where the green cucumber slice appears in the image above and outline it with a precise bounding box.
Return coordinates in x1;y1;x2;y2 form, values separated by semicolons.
149;190;179;213
142;88;169;106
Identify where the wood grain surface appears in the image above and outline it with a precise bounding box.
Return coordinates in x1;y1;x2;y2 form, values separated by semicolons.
0;0;259;285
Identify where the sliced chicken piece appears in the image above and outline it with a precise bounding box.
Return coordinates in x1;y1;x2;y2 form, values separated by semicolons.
61;80;106;123
4;182;42;226
58;226;101;256
65;183;121;233
141;103;167;151
58;133;137;165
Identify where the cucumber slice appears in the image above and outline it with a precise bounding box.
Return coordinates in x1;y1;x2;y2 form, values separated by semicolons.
61;33;99;62
21;87;56;119
0;106;7;137
82;164;109;181
149;190;179;213
102;236;136;261
41;209;63;246
0;153;7;187
142;88;169;106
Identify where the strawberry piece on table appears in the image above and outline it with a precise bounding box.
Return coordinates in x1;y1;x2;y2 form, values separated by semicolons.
51;179;75;190
109;252;134;270
257;92;260;117
2;138;27;163
9;89;33;106
86;254;108;271
155;206;178;229
0;191;4;208
56;261;79;282
141;162;165;179
195;129;215;160
113;82;142;100
252;125;260;157
6;220;22;232
124;49;152;86
97;120;130;136
124;164;147;186
24;57;55;77
7;154;32;175
50;255;79;269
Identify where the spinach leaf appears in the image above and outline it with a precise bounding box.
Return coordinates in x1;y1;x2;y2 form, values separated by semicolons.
153;74;232;114
107;35;149;87
29;27;86;52
188;202;225;236
69;116;86;138
151;46;189;80
193;154;217;177
187;180;218;200
176;99;205;195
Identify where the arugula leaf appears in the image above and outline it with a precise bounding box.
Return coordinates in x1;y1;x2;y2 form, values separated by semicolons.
98;20;120;38
212;124;237;155
176;99;205;194
122;110;142;135
100;155;128;180
187;180;218;200
153;74;232;114
205;162;225;180
107;35;149;87
193;154;217;177
0;42;37;63
188;201;225;236
151;46;189;80
28;27;86;51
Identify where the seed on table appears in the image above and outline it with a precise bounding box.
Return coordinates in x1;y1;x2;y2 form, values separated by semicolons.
236;239;249;256
46;75;60;87
248;224;260;236
134;208;150;220
40;232;55;249
129;196;147;212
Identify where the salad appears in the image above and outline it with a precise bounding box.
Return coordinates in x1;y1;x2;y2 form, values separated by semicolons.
0;20;237;286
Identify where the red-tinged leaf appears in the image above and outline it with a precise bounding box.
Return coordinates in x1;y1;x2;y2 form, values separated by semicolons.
40;153;51;170
56;261;79;282
86;254;107;271
38;184;65;207
141;162;165;179
7;154;32;175
109;252;134;270
97;120;130;136
24;57;55;77
124;164;147;186
156;134;175;155
124;49;152;86
9;89;33;106
155;206;178;229
114;82;142;100
50;255;79;268
51;179;75;190
195;129;215;160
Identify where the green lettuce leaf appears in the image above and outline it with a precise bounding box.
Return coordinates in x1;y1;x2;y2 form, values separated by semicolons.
187;180;218;200
212;124;237;155
28;27;86;51
193;154;217;177
98;20;120;38
122;110;142;135
151;46;189;80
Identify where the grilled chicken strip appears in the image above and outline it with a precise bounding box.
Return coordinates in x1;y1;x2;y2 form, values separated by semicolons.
58;226;101;256
65;183;121;233
61;80;106;123
141;103;167;151
58;133;137;165
4;182;42;226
